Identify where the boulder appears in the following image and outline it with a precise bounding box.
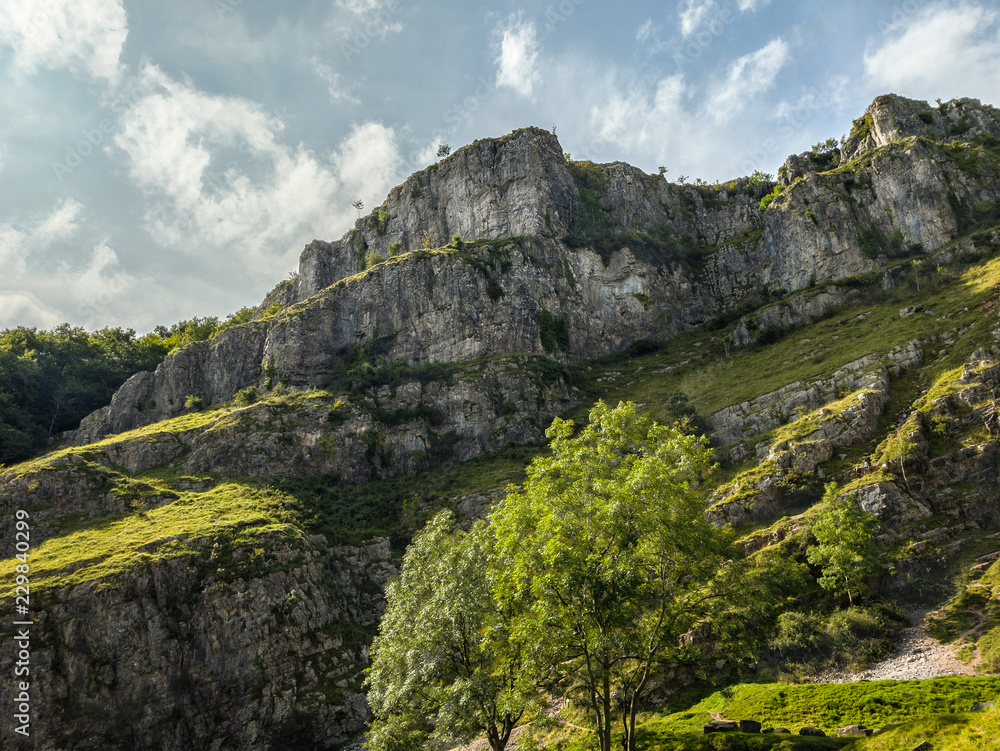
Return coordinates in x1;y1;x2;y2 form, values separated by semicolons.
971;700;997;711
838;724;874;736
704;721;740;733
739;720;762;733
799;727;826;737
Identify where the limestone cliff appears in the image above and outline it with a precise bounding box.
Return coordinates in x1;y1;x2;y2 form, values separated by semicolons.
3;94;1000;751
71;97;1000;471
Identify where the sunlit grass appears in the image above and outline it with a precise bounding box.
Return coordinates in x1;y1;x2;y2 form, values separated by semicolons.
0;480;297;597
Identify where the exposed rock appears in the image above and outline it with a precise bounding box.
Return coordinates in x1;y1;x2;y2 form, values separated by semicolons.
74;97;998;450
704;720;740;733
838;724;874;736
971;700;997;711
0;531;395;750
739;719;762;733
799;726;826;737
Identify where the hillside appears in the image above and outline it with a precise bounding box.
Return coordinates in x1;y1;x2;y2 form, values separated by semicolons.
3;93;1000;750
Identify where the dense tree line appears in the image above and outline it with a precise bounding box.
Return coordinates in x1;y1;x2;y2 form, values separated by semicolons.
0;308;254;466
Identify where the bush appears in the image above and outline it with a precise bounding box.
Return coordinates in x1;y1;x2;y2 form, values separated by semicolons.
234;386;258;406
365;251;387;267
387;241;402;256
184;395;204;411
759;185;786;210
538;309;570;353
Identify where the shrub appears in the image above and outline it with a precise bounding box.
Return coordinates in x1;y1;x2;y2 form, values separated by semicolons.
234;386;258;406
387;241;402;256
538;308;570;353
184;395;204;411
759;185;786;210
372;208;391;235
365;251;387;267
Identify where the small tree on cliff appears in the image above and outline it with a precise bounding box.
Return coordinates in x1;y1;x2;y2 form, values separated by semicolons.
807;483;880;606
365;512;536;751
490;401;734;751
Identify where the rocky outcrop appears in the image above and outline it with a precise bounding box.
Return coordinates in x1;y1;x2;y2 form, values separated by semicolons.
842;94;1000;164
73;96;1000;447
6;94;1000;751
708;342;922;454
0;529;394;751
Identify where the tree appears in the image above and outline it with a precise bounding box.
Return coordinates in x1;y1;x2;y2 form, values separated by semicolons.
353;199;365;217
490;401;731;751
807;483;880;605
436;144;451;157
366;512;536;751
812;137;839;155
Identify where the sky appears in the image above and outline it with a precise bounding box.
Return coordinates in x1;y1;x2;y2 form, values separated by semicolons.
1;0;999;333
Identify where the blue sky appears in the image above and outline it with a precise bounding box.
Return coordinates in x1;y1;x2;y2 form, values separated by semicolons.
2;0;999;332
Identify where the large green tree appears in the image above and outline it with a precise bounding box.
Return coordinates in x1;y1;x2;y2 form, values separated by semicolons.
365;511;535;751
490;401;734;751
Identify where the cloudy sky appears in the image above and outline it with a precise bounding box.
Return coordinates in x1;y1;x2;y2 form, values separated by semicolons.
2;0;999;332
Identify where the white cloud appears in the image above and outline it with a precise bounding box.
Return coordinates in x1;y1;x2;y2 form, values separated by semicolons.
863;3;1000;105
0;200;136;329
114;65;400;280
737;0;771;11
310;55;361;104
708;37;789;119
332;0;403;38
496;19;540;98
0;290;64;330
636;19;658;43
0;198;82;280
678;0;714;38
0;0;127;83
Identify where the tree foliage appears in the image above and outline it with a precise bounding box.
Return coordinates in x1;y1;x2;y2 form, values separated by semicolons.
0;308;256;466
0;325;168;464
490;401;735;751
807;483;880;605
366;511;535;751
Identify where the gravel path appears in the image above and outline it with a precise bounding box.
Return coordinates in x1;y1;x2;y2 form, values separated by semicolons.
812;608;977;683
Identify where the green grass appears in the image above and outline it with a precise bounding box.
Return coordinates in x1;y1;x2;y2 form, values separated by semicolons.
0;477;300;597
571;247;1000;426
645;678;1000;736
853;706;1000;751
0;442;542;599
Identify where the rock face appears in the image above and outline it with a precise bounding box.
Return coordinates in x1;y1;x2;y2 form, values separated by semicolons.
0;530;394;750
5;94;1000;751
72;96;1000;454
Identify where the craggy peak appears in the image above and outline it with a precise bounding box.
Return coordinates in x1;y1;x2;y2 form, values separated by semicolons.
4;93;1000;750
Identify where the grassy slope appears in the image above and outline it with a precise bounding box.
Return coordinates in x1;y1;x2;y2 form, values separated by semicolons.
643;678;1000;734
539;677;1000;750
